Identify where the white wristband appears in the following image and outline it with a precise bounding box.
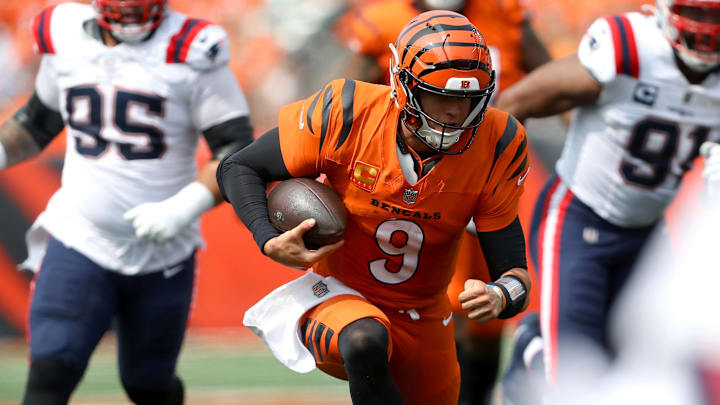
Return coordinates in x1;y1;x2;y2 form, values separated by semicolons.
171;181;216;221
0;142;7;170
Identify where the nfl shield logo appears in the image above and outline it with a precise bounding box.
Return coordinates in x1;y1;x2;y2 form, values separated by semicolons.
403;188;418;204
312;281;329;297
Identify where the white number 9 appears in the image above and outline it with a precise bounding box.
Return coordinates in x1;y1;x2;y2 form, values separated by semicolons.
369;219;424;284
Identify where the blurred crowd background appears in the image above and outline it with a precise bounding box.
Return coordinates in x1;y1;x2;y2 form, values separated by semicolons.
0;0;650;128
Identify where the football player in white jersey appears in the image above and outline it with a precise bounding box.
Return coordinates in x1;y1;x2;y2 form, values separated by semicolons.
493;0;720;400
0;1;253;404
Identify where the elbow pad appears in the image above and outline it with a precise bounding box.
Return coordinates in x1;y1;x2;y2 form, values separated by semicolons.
13;93;64;150
203;116;254;160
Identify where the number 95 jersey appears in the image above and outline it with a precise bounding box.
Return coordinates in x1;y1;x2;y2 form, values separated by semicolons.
27;3;249;274
557;12;720;227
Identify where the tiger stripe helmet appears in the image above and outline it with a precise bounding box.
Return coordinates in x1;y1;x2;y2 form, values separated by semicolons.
390;10;495;154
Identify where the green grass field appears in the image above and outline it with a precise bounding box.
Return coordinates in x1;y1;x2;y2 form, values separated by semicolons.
0;332;351;404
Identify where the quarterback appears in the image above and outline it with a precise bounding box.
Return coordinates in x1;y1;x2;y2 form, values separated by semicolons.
337;0;551;402
0;1;253;404
496;0;720;395
220;11;531;405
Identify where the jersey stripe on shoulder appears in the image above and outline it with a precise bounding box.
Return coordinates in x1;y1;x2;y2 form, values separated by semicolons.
603;14;639;78
32;5;59;54
486;114;519;183
306;90;323;135
336;79;356;151
508;136;527;169
166;18;212;63
319;85;334;152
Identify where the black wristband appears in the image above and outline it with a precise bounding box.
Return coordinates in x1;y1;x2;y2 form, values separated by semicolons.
489;275;527;319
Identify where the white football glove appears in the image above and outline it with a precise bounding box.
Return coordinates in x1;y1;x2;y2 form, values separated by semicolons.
701;141;720;200
123;182;215;243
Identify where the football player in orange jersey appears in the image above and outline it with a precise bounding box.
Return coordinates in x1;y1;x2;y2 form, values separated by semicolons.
337;1;550;402
219;11;532;405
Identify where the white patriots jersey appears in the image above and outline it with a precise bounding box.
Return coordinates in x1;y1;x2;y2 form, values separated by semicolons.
556;12;720;227
24;3;250;274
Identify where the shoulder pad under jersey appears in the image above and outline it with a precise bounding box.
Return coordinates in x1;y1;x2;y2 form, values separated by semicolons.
32;3;94;55
165;17;230;70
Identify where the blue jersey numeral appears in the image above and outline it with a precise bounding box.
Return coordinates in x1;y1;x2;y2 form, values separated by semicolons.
66;86;167;160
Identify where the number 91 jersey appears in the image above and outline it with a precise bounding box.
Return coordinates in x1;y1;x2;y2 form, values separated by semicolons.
27;3;249;274
557;12;720;227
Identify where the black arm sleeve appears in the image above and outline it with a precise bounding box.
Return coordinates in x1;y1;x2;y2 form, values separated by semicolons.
476;217;528;281
13;92;65;149
217;127;292;251
202;115;254;160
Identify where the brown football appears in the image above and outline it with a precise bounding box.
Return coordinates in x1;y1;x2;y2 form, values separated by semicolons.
267;178;348;250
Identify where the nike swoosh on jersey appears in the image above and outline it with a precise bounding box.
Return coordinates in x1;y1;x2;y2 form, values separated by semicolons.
442;313;453;327
299;105;305;130
517;167;531;186
163;264;184;279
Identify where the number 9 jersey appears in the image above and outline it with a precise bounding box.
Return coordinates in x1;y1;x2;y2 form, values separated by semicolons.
25;3;249;274
277;79;528;310
558;12;720;227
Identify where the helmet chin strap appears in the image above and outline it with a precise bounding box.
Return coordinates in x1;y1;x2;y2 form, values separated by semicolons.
414;94;486;150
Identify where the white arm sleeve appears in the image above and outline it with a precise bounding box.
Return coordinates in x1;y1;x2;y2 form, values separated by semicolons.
190;65;250;132
577;18;618;84
34;56;61;111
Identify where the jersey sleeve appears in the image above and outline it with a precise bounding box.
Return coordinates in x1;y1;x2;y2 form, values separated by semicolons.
166;19;230;70
190;65;250;131
276;79;353;178
34;57;61;111
578;14;640;83
473;115;529;232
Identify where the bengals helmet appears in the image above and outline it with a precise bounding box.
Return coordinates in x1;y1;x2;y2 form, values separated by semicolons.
656;0;720;72
390;10;495;154
93;0;168;43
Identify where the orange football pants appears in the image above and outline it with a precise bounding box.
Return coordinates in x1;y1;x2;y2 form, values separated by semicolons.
300;294;460;405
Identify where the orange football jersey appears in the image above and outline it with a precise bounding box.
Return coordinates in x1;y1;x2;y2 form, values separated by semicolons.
338;0;527;91
277;79;528;310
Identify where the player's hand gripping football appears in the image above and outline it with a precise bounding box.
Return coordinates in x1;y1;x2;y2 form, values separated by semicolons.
123;182;215;243
458;279;503;322
701;141;720;200
263;218;344;270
